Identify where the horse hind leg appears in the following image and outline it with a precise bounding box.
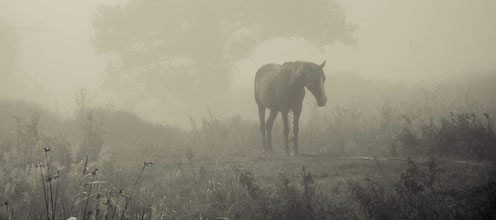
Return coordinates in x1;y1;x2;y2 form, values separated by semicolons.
281;110;290;155
258;105;266;150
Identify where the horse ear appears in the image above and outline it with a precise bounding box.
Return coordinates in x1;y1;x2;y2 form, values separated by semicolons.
320;61;326;68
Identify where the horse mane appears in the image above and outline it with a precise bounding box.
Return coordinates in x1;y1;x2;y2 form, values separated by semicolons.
282;61;302;67
282;61;310;83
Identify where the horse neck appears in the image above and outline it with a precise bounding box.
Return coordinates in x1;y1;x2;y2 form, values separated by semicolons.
292;62;310;89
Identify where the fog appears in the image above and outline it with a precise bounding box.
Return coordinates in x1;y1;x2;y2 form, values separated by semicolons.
1;0;496;125
3;1;496;218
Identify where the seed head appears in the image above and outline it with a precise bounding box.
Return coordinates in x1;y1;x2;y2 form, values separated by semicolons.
54;171;61;179
36;162;46;168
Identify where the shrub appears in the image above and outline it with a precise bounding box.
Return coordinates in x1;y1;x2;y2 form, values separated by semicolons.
394;112;496;160
352;158;496;220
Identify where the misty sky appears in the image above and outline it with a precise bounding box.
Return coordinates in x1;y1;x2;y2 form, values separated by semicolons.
1;0;495;123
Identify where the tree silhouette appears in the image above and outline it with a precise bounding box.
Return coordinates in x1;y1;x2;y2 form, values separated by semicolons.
92;0;354;108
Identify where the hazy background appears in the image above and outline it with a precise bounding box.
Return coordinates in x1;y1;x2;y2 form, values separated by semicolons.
1;0;495;125
2;2;496;218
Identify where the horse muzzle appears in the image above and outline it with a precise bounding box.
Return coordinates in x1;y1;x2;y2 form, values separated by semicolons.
317;97;327;107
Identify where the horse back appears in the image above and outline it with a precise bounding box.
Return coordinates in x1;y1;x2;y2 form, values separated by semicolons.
255;62;306;111
254;63;282;108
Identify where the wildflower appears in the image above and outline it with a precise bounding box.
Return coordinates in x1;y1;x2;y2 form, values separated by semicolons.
144;161;154;167
54;170;62;179
36;162;46;168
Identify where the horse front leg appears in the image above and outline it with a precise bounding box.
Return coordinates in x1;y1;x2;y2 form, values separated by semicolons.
265;110;278;152
258;105;266;150
292;106;302;155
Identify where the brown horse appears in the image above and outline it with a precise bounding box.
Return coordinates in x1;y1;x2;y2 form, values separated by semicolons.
254;61;327;155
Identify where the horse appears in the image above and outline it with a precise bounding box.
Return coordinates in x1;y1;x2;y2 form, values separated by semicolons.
254;61;327;155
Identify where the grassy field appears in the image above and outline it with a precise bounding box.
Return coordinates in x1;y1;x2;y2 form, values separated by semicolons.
1;136;493;219
1;83;496;219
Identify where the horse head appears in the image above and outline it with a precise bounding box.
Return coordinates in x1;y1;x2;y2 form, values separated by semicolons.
302;61;327;107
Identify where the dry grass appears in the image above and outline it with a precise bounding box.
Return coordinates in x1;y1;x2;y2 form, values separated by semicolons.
0;87;495;219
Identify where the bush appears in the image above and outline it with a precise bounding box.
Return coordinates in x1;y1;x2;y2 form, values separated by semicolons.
352;158;496;220
394;113;496;160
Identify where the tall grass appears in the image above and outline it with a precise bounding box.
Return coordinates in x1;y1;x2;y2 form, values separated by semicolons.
351;158;496;220
0;78;495;218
